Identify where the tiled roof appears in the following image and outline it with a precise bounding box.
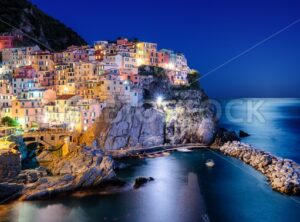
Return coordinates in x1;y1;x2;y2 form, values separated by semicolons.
56;94;76;100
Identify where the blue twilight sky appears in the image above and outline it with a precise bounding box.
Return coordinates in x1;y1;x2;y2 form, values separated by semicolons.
30;0;300;99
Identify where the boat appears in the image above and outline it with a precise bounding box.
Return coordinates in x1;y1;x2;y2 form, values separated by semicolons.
162;152;171;156
205;159;215;167
147;154;156;158
177;148;192;152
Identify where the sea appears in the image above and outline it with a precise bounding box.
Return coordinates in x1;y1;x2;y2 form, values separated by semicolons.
1;98;300;222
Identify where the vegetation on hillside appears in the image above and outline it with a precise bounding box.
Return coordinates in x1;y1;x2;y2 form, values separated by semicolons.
0;0;87;51
138;65;167;79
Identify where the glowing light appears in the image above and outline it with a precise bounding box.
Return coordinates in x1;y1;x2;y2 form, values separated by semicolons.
156;96;163;106
43;116;48;123
137;58;144;66
70;122;75;131
168;63;175;70
33;91;39;98
83;126;87;131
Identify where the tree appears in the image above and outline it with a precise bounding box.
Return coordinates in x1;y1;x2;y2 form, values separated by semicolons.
187;70;201;90
1;116;19;127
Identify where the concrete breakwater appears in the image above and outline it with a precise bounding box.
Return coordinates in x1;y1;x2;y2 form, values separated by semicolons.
213;141;300;195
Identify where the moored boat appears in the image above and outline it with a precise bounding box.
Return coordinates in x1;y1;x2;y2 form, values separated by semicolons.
177;148;192;152
205;159;215;167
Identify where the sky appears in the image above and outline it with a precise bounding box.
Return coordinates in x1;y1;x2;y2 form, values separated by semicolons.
30;0;300;99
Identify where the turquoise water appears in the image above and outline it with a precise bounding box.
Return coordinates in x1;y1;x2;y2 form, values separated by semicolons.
1;98;300;222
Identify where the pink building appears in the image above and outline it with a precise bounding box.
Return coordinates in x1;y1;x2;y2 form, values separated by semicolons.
0;36;14;50
119;69;140;85
39;71;56;89
77;99;106;131
12;99;44;128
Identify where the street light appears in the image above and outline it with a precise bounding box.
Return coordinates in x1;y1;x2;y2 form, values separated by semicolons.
156;96;163;106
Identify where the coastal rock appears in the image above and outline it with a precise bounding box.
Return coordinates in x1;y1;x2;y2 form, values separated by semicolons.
165;90;216;145
239;130;250;138
0;183;23;201
101;106;165;150
84;89;216;150
36;151;54;163
17;146;115;201
0;151;21;181
214;141;300;195
133;177;154;189
212;128;239;146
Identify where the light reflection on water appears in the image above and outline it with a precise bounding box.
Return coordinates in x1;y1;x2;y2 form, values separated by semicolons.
3;155;208;222
2;150;300;222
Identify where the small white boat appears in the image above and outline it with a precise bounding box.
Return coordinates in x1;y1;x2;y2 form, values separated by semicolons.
206;159;215;167
162;152;170;156
147;154;156;158
177;148;192;152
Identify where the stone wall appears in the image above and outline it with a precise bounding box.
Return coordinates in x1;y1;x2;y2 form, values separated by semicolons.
0;151;21;181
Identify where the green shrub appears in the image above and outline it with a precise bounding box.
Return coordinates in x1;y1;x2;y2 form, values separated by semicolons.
1;116;19;127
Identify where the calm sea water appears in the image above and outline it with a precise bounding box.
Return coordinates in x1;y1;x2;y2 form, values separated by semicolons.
1;98;300;222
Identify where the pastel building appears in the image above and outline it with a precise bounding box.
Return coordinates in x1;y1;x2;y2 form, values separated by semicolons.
53;46;89;63
76;99;106;131
0;93;13;118
95;75;142;106
12;66;39;98
74;62;97;82
135;41;158;66
29;51;55;72
11;99;44;128
1;45;40;69
39;71;56;89
44;95;82;131
55;63;76;95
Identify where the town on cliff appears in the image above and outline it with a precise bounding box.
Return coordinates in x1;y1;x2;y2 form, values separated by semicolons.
0;34;299;202
0;34;214;200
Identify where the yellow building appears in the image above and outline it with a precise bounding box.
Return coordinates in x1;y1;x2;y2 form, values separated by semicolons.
135;42;158;66
74;62;97;83
29;51;55;72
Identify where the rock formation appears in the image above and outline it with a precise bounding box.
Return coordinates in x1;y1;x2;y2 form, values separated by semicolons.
133;177;154;189
0;150;21;182
211;128;239;146
81;89;216;150
164;90;216;145
0;146;115;201
214;141;300;194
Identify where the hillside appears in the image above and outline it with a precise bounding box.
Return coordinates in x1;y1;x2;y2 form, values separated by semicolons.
0;0;87;51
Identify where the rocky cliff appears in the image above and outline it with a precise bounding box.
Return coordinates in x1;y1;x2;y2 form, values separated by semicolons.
81;88;216;150
0;0;87;50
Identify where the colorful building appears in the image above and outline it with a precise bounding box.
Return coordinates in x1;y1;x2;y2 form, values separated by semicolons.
0;36;14;50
